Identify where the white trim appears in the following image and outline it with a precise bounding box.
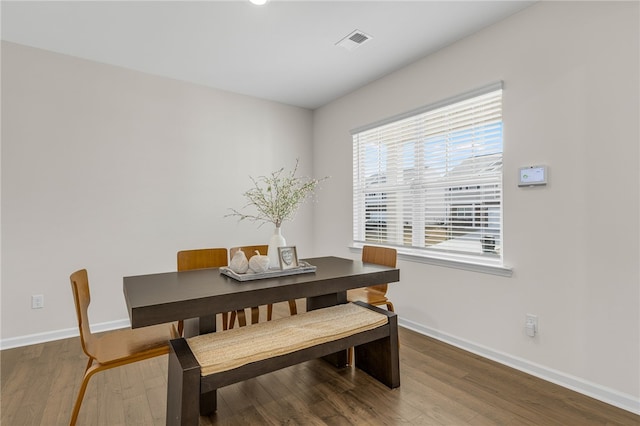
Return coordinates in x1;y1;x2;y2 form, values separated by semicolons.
397;251;512;277
0;319;131;350
349;245;513;277
399;317;640;416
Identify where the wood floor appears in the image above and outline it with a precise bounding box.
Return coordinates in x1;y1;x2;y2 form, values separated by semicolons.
2;301;638;425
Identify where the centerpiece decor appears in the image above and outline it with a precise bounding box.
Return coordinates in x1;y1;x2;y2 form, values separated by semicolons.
227;159;327;268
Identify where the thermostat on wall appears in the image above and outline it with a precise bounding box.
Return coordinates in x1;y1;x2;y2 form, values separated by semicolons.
519;166;547;187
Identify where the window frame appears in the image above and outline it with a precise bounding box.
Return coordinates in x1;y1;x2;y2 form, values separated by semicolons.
351;82;512;276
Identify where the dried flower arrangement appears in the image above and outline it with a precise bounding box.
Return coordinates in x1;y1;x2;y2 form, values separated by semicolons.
227;159;328;228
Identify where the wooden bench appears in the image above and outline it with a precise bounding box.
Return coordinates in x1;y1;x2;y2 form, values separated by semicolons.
166;301;400;425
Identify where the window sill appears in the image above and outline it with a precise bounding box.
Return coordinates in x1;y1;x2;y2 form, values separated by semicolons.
349;245;513;277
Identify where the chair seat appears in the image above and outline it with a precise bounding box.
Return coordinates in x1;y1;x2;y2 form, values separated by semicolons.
89;324;175;365
347;288;390;307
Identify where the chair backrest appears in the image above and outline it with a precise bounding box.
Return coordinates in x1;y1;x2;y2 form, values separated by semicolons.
177;248;228;271
362;245;397;294
229;245;268;260
70;269;97;359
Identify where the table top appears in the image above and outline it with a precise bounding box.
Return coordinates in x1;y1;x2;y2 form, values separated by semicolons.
124;256;400;328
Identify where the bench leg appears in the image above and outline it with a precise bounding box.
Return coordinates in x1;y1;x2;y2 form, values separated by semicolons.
167;339;205;426
354;315;400;388
200;390;217;416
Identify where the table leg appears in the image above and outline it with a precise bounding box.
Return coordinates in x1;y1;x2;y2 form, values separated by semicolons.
306;291;348;367
183;315;217;338
306;291;347;311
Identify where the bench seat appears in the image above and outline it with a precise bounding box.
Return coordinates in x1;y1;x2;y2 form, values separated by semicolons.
166;301;399;425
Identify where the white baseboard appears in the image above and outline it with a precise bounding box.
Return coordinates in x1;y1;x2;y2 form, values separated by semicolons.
399;317;640;416
0;319;131;350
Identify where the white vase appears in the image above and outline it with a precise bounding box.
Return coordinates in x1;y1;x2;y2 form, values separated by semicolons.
267;226;286;269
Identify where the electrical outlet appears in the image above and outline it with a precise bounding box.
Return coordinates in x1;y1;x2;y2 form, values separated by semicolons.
525;314;538;337
31;294;44;309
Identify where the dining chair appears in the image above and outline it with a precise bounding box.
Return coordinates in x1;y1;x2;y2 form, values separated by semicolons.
177;247;233;333
229;245;298;328
346;245;397;364
69;269;177;426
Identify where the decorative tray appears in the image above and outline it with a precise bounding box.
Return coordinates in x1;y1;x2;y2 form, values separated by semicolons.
220;261;317;282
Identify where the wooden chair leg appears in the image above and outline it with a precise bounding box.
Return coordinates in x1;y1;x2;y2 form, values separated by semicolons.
236;309;247;327
228;310;250;328
228;311;236;329
70;361;104;426
250;307;260;324
221;312;229;331
288;299;298;316
267;303;273;321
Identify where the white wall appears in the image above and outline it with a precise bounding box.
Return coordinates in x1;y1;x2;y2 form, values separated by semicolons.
1;41;314;341
313;1;639;412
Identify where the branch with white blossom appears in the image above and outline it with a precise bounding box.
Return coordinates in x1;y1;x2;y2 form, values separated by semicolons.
227;159;328;228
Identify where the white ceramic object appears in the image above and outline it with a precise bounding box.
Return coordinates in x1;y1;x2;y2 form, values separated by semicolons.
229;250;249;274
249;250;270;273
267;226;286;269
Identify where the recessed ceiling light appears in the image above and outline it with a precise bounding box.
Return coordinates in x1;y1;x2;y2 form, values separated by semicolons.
250;0;269;5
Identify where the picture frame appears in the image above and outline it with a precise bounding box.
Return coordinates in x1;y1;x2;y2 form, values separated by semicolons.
277;246;298;270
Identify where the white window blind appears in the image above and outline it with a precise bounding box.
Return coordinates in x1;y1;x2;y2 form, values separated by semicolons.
352;83;504;267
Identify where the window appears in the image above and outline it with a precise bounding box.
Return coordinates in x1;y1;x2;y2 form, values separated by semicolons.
352;83;504;269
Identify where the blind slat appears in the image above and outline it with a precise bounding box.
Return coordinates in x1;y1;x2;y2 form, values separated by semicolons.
353;86;503;266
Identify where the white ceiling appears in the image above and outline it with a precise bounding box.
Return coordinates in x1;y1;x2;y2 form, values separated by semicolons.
1;1;535;109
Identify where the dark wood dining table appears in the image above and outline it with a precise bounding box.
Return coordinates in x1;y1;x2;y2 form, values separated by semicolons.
124;255;400;417
123;256;400;337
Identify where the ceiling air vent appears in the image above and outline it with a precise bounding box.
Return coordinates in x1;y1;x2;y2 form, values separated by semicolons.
336;29;372;51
